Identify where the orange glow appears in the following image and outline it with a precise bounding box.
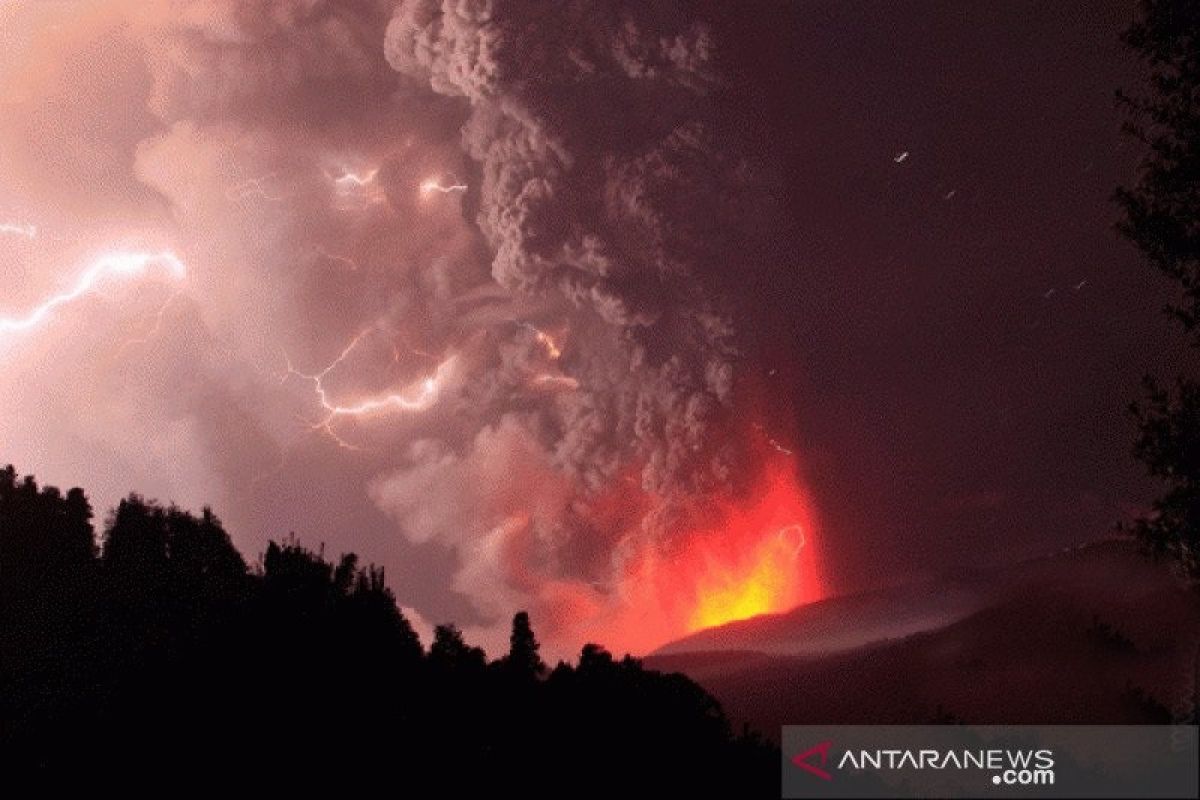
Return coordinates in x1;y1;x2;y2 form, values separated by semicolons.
565;455;822;655
679;460;820;632
489;442;821;658
689;523;807;630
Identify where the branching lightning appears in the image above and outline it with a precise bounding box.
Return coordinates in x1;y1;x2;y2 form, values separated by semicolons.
327;167;387;210
281;329;456;448
115;290;185;356
0;251;186;336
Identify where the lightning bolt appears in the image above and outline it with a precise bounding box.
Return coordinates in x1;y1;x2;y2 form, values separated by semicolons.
312;245;360;271
0;222;37;239
419;177;467;197
226;174;287;203
327;167;388;211
510;321;575;390
533;329;562;360
516;321;563;360
0;251;186;336
319;374;443;416
114;290;185;357
330;168;380;189
532;373;579;390
281;329;455;448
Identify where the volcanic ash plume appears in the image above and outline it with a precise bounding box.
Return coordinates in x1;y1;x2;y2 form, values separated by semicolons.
0;0;819;656
376;0;821;651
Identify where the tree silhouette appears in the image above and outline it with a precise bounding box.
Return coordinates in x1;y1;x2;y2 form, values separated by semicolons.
0;464;777;793
0;466;95;603
1116;0;1200;583
504;610;546;679
430;623;487;673
1116;0;1200;337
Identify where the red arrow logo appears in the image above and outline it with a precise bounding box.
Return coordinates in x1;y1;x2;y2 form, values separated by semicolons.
792;740;834;781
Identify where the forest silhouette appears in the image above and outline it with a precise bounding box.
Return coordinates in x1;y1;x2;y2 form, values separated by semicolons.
0;465;777;792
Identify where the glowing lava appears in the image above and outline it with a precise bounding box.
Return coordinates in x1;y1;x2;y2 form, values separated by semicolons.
681;460;820;631
569;454;822;656
689;523;807;630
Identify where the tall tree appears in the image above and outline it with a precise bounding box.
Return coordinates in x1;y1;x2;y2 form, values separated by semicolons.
1117;0;1200;582
505;611;546;679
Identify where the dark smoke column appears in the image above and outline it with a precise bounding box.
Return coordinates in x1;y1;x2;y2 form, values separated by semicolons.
379;0;816;651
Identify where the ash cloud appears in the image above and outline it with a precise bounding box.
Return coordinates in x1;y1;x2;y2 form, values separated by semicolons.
1;0;783;653
381;0;755;496
368;0;778;643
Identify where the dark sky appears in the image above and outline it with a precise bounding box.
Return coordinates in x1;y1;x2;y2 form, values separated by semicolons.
724;0;1185;591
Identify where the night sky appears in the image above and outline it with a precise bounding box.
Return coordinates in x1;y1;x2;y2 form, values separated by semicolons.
0;1;1183;655
735;0;1184;592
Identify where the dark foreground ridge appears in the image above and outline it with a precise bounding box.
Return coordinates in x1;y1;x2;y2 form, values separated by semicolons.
0;465;776;793
649;538;1200;735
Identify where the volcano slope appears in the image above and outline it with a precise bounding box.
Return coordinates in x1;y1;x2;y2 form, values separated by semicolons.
646;539;1199;736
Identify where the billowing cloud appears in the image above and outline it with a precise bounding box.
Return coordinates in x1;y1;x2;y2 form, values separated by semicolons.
0;0;818;656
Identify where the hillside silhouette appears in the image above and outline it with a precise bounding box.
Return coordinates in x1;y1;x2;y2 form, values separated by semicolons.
649;539;1199;734
0;465;776;793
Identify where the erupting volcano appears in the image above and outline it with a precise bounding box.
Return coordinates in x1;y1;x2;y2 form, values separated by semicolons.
686;459;820;632
689;525;812;633
673;459;820;629
3;0;1196;789
0;0;843;660
574;452;822;656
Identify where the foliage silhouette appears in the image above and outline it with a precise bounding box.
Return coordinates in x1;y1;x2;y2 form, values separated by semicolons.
504;609;546;680
0;466;777;793
1116;0;1200;585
